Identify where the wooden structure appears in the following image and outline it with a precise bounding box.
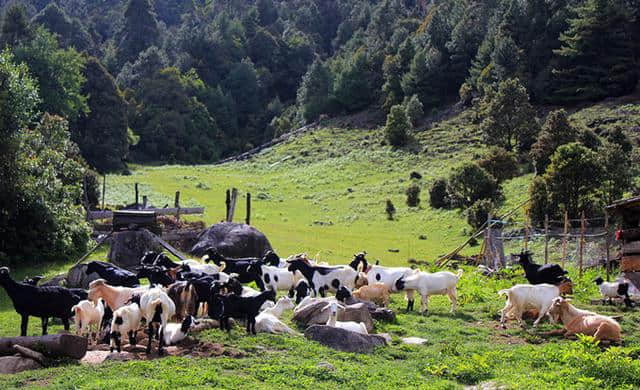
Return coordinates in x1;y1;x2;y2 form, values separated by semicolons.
606;196;640;289
112;210;157;231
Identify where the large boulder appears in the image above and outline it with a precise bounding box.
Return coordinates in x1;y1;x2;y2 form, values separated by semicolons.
292;300;374;332
0;356;42;374
108;230;162;270
304;325;387;353
190;222;273;258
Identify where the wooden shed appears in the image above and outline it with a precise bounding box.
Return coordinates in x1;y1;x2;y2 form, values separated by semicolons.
605;196;640;288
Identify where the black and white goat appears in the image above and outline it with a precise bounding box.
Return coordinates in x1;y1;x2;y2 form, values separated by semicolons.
594;277;634;307
286;256;363;297
160;315;199;346
140;287;176;355
0;267;80;336
365;262;419;310
207;288;277;334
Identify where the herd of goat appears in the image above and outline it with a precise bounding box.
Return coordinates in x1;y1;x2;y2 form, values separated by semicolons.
0;249;635;357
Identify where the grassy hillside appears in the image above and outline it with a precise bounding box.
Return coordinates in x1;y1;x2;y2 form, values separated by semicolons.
1;101;640;388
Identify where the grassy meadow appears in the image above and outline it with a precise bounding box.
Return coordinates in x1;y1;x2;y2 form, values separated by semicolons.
1;101;640;388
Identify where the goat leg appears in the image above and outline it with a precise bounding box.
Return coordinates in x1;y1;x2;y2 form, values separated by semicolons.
158;328;165;356
146;323;153;354
62;318;70;332
40;317;48;335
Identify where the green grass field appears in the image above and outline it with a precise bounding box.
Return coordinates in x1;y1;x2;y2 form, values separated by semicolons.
1;101;639;388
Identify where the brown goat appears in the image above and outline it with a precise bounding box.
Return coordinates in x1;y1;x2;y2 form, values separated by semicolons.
548;297;622;343
352;283;390;307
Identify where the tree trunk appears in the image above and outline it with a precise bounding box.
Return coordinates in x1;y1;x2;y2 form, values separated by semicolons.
0;334;87;359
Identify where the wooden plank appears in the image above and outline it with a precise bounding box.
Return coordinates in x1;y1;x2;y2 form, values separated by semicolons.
88;207;205;220
72;232;112;268
145;229;187;261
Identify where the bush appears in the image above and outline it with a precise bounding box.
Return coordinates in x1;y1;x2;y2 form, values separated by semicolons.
467;199;494;230
429;178;449;209
384;104;409;147
447;163;500;208
406;183;421;207
385;199;396;220
478;147;518;183
527;176;550;227
404;94;423;127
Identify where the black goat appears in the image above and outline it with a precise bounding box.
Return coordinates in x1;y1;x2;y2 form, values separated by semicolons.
140;251;161;266
0;267;81;336
23;275;44;285
99;302;114;344
207;288;276;334
202;249;265;289
152;253;181;269
288;279;310;304
85;261;140;287
513;251;568;285
136;266;174;287
348;252;369;271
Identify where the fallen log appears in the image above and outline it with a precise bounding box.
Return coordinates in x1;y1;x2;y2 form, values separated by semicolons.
0;334;87;359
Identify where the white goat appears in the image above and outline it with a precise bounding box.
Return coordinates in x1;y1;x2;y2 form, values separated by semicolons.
140;287;176;355
71;299;105;342
366;265;419;310
253;263;303;293
110;300;143;353
255;297;298;335
395;269;463;314
160;315;199;346
498;284;560;328
324;302;368;334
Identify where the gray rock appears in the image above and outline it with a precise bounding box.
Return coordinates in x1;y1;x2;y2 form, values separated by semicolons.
190;222;273;258
104;352;134;362
0;356;42;374
108;230;163;270
371;308;396;322
304;325;387;353
293;300;374;332
317;361;335;370
67;262;108;289
39;273;67;287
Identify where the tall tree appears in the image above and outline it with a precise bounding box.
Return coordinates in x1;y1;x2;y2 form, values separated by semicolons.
296;58;332;122
530;109;578;173
553;0;638;102
73;57;129;172
31;3;94;53
116;0;160;69
0;5;31;47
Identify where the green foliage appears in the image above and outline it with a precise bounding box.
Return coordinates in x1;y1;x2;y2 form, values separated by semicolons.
382;54;403;112
600;140;634;203
72;57;129;172
116;0;160;69
405;183;420;207
530;109;578;173
467;199;494;230
384;104;409;147
131;67;221;163
116;45;167;89
404;94;423;127
553;0;638;102
13;26;88;121
545;142;604;219
447;162;500;208
478;147;518;183
429;178;449;209
31;3;93;53
296;58;331;123
527;175;550;226
333;50;375;113
479;78;539;152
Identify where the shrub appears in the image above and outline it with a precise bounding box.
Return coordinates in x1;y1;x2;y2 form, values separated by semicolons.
527;176;550;227
447;163;500;208
478;147;518;183
384;104;409;147
406;183;421;207
404;94;423;127
467;199;494;230
385;199;396;220
429;178;449;209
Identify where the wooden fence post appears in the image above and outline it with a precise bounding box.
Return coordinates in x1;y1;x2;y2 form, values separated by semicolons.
225;189;231;222
544;214;549;264
228;188;238;222
175;191;181;222
579;211;586;278
561;210;568;269
142;196;148;209
605;211;610;282
135;182;139;208
524;219;529;252
101;175;106;211
485;212;492;267
246;193;251;225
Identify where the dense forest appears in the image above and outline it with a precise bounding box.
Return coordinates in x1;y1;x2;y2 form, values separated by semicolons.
1;0;639;264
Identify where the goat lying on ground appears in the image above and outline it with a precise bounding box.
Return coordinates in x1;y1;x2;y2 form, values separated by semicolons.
160;315;199;346
86;261;140;287
88;279;147;311
110;296;142;353
255;297;298;335
0;267;80;336
324;301;368;334
395;269;463;314
513;251;568;285
498;283;560;328
72;299;105;343
548;297;622;342
594;276;633;307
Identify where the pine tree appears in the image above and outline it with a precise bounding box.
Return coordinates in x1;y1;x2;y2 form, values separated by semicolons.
553;0;638;102
296;58;331;122
0;5;31;47
116;0;160;69
530;109;578;173
73;57;129;172
382;55;403;112
384;105;409;147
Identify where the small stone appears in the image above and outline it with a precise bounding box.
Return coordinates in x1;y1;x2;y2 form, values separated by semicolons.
401;337;428;345
317;361;335;371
